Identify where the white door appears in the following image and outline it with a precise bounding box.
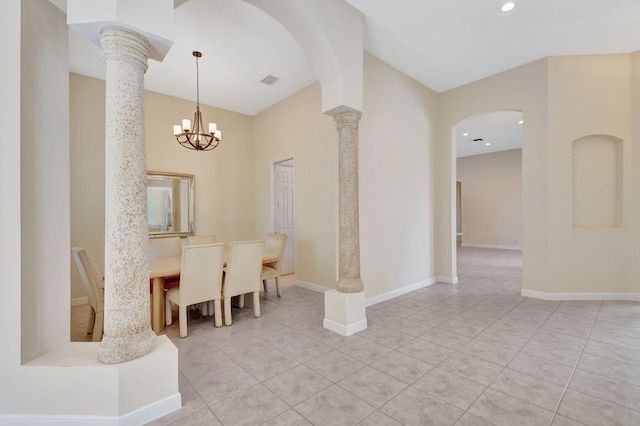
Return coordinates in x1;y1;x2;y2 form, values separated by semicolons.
274;161;295;274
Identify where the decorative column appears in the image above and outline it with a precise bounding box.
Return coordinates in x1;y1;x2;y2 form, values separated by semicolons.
323;108;368;336
335;110;364;293
97;25;156;364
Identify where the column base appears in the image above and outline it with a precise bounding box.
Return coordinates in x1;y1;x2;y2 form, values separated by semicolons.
323;289;367;336
98;327;156;364
19;336;180;422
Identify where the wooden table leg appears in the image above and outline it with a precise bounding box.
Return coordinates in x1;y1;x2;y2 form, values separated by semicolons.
151;277;165;333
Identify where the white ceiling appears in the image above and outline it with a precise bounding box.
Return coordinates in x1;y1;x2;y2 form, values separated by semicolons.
59;0;640;153
67;0;317;116
346;0;640;93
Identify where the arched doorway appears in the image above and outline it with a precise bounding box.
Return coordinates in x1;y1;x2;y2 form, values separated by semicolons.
452;110;524;287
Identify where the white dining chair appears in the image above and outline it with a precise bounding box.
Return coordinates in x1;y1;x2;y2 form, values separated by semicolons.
222;240;264;326
165;243;225;337
186;234;218;315
71;247;104;342
261;233;288;297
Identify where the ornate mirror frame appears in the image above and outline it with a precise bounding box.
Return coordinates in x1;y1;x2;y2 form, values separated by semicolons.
147;171;195;238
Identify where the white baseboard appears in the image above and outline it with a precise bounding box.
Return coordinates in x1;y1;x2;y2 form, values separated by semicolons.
365;278;437;307
298;278;458;307
0;393;181;426
461;243;522;250
70;296;88;307
522;289;640;301
295;280;329;293
118;393;181;426
323;318;368;336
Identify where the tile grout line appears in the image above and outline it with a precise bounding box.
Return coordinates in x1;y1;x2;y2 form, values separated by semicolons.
548;300;603;426
448;293;565;425
352;285;507;424
370;289;557;424
85;253;638;425
177;292;308;425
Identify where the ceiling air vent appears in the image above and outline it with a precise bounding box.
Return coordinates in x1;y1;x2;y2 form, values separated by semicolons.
260;75;279;85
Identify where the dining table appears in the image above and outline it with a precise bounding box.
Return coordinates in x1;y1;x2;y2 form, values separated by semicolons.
148;250;279;333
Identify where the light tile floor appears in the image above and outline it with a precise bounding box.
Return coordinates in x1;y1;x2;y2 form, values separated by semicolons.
70;248;640;425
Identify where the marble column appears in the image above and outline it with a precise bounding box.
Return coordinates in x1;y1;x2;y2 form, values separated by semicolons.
335;110;364;293
97;25;156;364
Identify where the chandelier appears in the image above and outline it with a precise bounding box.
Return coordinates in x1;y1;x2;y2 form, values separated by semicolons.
173;51;222;151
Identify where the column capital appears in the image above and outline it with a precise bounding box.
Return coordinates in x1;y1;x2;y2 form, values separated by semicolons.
67;0;174;61
100;25;150;73
334;109;362;131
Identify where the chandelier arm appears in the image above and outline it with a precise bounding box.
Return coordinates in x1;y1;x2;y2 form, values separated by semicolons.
190;138;202;151
196;109;204;137
184;133;198;150
200;136;214;151
192;110;200;148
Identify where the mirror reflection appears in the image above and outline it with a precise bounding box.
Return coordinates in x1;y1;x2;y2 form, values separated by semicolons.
147;171;195;237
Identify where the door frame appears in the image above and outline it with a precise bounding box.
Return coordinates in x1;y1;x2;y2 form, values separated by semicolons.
272;157;296;274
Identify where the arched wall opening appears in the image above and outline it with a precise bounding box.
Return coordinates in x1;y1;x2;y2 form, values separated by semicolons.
451;109;524;285
241;0;363;115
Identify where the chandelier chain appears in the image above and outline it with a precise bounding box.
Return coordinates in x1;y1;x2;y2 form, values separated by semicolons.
195;54;200;110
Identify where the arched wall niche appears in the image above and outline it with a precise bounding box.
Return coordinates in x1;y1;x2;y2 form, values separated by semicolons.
572;134;623;228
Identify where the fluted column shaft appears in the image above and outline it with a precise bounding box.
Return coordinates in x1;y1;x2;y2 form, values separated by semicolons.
98;25;156;364
335;110;364;293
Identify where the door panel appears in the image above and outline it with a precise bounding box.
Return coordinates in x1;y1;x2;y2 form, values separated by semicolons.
275;162;295;274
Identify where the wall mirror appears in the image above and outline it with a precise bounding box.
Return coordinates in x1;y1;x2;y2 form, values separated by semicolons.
147;171;195;238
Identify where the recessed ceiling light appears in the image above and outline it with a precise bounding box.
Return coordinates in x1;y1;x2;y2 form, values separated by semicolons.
518;120;524;124
463;132;469;136
501;2;515;12
485;142;491;146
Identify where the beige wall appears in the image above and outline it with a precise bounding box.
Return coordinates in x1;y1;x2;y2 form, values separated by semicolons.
70;48;640;301
253;82;338;288
440;54;639;295
457;149;522;248
359;53;438;298
545;55;633;293
20;0;70;362
0;0;21;378
254;53;439;299
631;52;640;294
70;74;105;300
1;0;95;411
9;1;640;420
70;74;256;300
438;59;549;284
72;52;440;301
145;90;256;243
